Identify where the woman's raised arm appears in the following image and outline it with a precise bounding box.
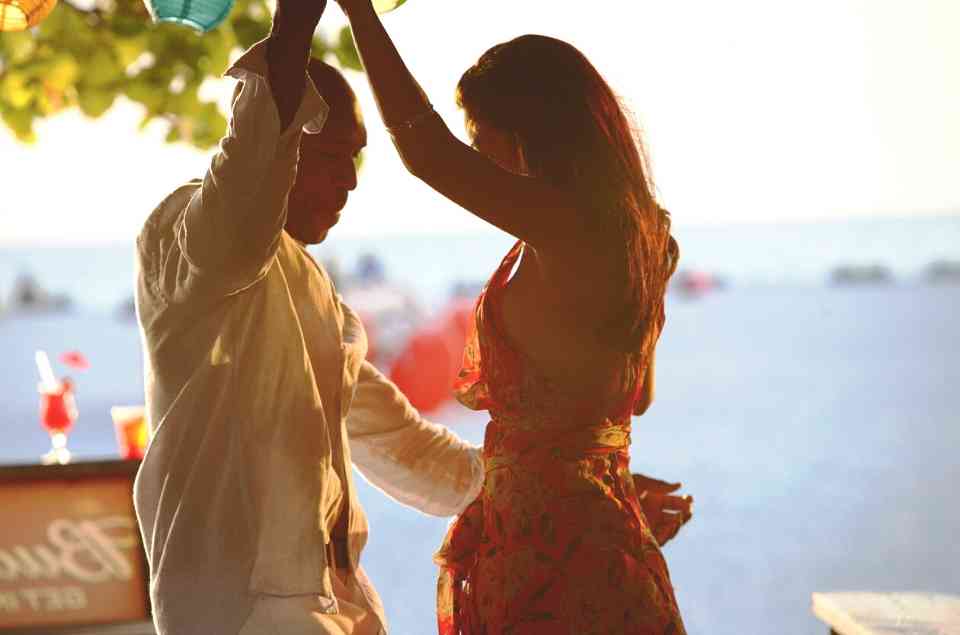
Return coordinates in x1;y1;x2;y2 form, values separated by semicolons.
337;0;591;252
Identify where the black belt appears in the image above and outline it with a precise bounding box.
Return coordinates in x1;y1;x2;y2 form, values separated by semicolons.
327;535;350;570
327;502;351;570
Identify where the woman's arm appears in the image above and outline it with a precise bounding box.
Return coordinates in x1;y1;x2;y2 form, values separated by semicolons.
337;0;590;252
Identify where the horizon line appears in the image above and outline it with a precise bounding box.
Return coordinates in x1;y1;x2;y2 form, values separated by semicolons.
1;208;958;250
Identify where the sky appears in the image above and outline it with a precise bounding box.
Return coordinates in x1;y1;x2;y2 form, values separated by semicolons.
1;0;958;245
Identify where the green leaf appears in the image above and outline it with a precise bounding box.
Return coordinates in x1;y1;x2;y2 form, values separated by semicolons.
124;77;166;112
42;55;81;92
167;83;201;115
0;0;368;148
110;14;149;38
334;26;362;72
77;85;118;117
0;74;35;109
0;106;36;143
1;32;38;64
114;35;150;68
42;7;98;52
190;102;227;148
231;16;267;50
197;29;234;75
84;49;124;87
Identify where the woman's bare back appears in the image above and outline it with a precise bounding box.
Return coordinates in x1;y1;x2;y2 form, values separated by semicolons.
499;242;630;409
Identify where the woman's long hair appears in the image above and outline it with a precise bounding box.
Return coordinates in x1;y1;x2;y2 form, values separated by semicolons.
457;34;679;357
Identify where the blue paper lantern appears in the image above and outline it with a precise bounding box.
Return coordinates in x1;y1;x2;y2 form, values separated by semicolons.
144;0;234;32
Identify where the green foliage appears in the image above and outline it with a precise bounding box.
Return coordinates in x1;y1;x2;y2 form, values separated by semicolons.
0;0;361;148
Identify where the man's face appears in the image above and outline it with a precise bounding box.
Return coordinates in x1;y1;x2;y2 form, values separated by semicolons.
285;101;367;245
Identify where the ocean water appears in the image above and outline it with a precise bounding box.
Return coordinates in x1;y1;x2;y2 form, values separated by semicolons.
1;216;959;634
1;213;959;313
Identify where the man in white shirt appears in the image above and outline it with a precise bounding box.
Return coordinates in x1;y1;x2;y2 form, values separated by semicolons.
132;0;483;633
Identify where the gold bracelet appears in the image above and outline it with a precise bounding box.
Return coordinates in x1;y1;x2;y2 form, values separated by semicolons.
386;105;437;133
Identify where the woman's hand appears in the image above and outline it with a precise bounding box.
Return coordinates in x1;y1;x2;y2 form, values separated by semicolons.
333;0;371;17
632;474;693;546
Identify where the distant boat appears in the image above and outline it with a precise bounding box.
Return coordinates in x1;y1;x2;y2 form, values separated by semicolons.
115;295;138;321
344;281;425;367
830;264;894;285
4;273;73;315
671;269;726;298
450;280;484;301
925;260;960;284
337;252;426;368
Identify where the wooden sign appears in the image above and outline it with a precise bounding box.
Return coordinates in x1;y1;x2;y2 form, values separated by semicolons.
0;461;150;631
812;591;960;635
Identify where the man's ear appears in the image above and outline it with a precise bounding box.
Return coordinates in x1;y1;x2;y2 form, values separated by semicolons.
514;133;529;175
231;82;244;110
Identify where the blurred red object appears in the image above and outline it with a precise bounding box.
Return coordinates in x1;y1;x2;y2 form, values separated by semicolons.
59;350;90;370
389;298;474;413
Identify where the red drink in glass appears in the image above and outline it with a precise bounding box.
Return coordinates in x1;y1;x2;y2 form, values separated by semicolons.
38;378;77;464
111;406;148;460
40;381;77;433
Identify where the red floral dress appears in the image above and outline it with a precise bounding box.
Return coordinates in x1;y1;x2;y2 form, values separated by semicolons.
434;242;686;635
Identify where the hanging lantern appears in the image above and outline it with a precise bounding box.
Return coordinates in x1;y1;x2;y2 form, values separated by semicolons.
143;0;234;33
141;0;403;33
0;0;56;32
373;0;407;12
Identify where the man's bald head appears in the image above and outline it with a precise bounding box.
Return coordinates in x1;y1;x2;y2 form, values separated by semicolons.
285;59;367;245
308;58;364;133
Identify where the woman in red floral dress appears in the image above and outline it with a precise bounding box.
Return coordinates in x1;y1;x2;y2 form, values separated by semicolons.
432;236;686;635
337;2;689;632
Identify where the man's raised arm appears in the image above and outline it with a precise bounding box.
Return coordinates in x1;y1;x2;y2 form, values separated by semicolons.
173;0;329;292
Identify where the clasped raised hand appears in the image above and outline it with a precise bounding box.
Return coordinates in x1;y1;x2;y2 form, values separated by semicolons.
273;0;328;38
332;0;373;17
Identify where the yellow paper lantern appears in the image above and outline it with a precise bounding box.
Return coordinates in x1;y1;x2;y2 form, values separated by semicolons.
0;0;57;31
373;0;407;12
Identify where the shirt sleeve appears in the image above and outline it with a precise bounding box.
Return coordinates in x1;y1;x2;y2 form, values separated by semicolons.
176;37;330;293
346;361;484;517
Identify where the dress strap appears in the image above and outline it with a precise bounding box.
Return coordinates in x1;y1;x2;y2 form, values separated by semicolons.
489;240;524;290
453;240;524;412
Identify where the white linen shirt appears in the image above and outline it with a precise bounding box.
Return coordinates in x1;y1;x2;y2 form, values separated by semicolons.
133;39;484;635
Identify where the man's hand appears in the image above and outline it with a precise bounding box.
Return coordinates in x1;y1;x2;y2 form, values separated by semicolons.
632;474;693;547
266;0;327;131
274;0;327;35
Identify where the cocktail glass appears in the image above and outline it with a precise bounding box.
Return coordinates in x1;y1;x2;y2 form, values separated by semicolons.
39;377;77;464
